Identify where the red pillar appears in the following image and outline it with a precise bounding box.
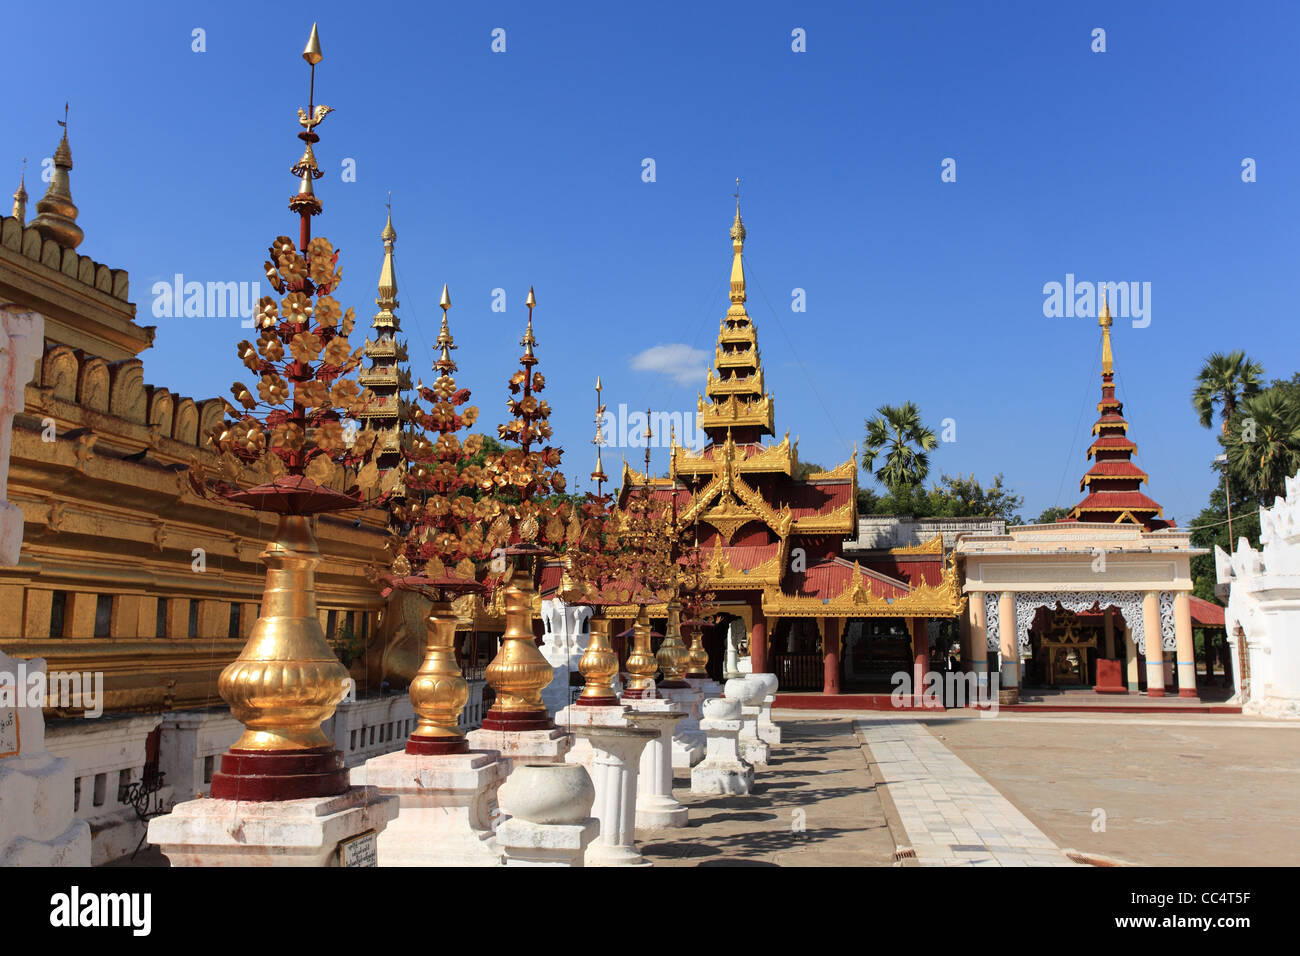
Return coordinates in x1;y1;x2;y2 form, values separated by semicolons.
750;614;767;674
912;617;929;707
823;618;841;694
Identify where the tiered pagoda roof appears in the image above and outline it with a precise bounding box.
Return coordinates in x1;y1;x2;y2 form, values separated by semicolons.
1066;296;1173;530
615;200;964;620
356;207;413;471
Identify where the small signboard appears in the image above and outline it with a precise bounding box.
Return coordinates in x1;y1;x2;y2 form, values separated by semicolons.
338;830;377;867
0;708;18;759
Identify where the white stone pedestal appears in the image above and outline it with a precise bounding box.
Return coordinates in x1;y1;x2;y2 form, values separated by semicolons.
758;696;781;745
364;748;505;866
0;653;91;866
686;676;723;699
624;702;688;829
746;674;781;745
497;762;597;866
148;786;399;866
726;677;770;766
467;725;572;773
660;685;705;768
691;697;754;796
572;724;657;867
555;702;630;768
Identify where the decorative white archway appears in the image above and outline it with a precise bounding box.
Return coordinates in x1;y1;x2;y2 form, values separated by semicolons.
985;590;1176;654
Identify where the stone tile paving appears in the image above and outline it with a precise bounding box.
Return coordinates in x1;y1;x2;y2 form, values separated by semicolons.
854;714;1079;867
639;717;896;866
920;712;1300;867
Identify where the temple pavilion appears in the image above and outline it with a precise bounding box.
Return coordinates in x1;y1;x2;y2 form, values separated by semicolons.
955;298;1210;701
611;200;966;696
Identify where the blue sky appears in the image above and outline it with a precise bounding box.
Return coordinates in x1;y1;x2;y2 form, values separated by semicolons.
6;0;1297;524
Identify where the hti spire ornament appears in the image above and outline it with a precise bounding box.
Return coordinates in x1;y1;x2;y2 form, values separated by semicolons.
381;276;490;756
30;105;82;249
191;24;383;801
10;158;27;223
478;286;571;730
289;22;332;250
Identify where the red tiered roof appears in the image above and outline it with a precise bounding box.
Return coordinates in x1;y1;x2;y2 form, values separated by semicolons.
1066;307;1171;530
782;558;911;601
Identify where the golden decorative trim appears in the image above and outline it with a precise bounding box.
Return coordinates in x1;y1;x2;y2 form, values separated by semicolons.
803;448;858;481
792;499;855;535
890;534;944;555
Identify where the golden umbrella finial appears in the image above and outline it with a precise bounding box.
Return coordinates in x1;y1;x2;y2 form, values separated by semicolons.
303;22;323;64
525;286;536;309
440;282;451;310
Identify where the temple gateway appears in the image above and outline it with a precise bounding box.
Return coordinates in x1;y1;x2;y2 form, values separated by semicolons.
955;299;1220;702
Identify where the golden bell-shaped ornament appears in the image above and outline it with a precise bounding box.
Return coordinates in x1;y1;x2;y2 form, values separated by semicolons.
577;615;619;705
655;598;690;688
622;605;659;698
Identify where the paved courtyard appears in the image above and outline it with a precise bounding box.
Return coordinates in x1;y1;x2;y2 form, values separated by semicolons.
913;712;1300;867
855;716;1078;866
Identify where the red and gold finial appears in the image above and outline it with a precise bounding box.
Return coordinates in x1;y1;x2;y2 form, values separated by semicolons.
289;22;332;250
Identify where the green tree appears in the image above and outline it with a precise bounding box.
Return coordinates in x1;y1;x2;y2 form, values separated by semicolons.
1192;350;1264;433
863;402;938;491
1036;505;1070;524
793;460;826;480
931;473;1024;524
1224;388;1300;505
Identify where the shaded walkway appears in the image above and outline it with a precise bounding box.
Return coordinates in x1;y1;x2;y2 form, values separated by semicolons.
639;717;895;866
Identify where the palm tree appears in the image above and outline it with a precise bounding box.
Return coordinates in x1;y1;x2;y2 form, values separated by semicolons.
1224;389;1300;504
863;402;938;490
1192;351;1264;433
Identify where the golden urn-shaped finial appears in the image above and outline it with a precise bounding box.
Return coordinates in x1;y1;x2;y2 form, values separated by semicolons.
211;514;352;799
623;606;659;698
405;597;471;752
577;615;620;705
685;620;710;678
656;596;690;687
481;562;555;727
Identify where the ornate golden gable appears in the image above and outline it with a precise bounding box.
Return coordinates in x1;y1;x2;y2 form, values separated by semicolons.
761;555;967;619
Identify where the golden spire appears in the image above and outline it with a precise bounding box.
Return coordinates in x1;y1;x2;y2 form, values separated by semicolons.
376;197;397;310
1099;290;1113;376
31;106;83;249
729;177;746;308
435;283;457;374
591;376;608;491
289;23;330;244
11;159;27;223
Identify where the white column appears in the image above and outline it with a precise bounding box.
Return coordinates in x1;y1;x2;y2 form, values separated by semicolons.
572;724;656;866
625;706;688;828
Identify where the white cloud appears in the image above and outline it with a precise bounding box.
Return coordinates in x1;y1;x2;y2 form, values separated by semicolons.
629;343;709;386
